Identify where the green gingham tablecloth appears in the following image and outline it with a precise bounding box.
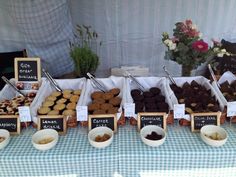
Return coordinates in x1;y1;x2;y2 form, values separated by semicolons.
1;123;236;177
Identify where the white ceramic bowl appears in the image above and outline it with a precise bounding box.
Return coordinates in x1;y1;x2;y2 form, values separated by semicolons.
88;127;113;149
140;125;166;147
32;129;58;151
200;125;227;147
0;129;10;149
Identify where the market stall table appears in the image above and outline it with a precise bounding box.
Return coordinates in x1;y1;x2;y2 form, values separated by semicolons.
1;123;236;177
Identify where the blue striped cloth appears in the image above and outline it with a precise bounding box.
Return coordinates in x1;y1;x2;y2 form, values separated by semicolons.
1;123;236;177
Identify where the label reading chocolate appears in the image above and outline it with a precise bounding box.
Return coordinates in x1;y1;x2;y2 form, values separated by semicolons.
89;114;117;132
138;113;167;131
191;112;220;132
0;116;20;134
15;58;41;82
38;116;66;135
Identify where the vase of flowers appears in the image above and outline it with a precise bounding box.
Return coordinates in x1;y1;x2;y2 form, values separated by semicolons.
162;19;230;76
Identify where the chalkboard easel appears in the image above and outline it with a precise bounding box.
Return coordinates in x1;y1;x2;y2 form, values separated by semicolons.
137;112;167;131
0;115;20;135
14;58;41;82
88;114;117;132
191;112;221;132
38;115;66;135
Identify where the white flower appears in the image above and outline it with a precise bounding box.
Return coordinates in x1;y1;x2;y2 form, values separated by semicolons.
226;52;230;56
213;47;219;52
221;49;226;53
199;33;203;38
217;53;224;57
169;43;176;50
191;24;197;30
164;39;171;45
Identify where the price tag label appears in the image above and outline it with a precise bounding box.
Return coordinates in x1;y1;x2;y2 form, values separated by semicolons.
124;103;135;117
227;101;236;117
174;104;185;119
18;106;31;122
76;106;88;121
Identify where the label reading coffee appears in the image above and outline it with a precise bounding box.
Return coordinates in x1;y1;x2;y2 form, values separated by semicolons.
138;113;167;131
15;58;41;82
191;112;220;132
89;114;117;132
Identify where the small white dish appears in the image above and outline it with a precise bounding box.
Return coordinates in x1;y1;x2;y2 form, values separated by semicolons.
0;129;10;149
32;129;58;151
200;125;227;147
88;127;113;149
140;125;166;147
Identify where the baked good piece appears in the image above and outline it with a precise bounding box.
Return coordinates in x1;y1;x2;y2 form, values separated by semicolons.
42;101;54;108
131;89;141;97
63;109;76;116
51;91;62;98
63;93;72;99
66;102;76;110
38;107;51;115
109;88;120;97
70;95;80;103
47;110;59;115
107;107;119;114
101;103;113;111
91;91;104;100
109;97;121;106
73;89;81;96
88;103;100;112
63;89;73;95
102;92;114;101
149;87;161;95
93;109;106;114
45;96;57;102
56;98;68;104
53;104;66;111
93;98;106;104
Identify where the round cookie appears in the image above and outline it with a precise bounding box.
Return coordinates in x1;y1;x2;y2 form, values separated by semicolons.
109;97;121;106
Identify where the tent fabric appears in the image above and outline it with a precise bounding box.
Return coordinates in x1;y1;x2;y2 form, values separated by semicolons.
1;0;236;77
2;0;74;77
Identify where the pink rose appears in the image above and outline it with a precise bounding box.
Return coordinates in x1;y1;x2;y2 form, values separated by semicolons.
192;40;209;52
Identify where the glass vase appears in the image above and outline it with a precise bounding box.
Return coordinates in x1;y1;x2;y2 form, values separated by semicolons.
181;64;193;76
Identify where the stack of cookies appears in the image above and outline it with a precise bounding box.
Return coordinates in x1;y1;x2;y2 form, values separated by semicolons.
88;88;121;114
220;80;236;101
0;92;36;115
170;80;220;113
37;89;81;127
131;87;169;113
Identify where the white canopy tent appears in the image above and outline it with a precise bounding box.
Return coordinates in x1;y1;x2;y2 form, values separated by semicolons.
1;0;236;77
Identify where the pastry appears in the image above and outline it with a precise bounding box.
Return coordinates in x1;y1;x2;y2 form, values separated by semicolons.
73;89;81;95
93;109;106;114
109;88;120;97
150;87;161;95
101;103;113;111
93;98;106;104
51;91;62;98
102;92;114;101
47;110;59;115
53;104;66;111
63;93;72;99
88;103;100;112
107;107;119;114
131;89;141;97
63;89;73;95
91;91;104;100
45;96;57;102
38;107;51;115
56;98;68;104
42;101;55;108
66;102;77;110
63;109;76;116
109;97;121;106
70;95;80;103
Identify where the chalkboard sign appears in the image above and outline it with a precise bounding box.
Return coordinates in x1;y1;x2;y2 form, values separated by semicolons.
0;115;20;135
14;58;41;82
191;112;220;132
38;115;66;135
137;112;167;131
88;114;117;132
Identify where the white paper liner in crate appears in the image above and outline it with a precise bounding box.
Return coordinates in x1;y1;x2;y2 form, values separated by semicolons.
82;76;126;120
125;77;173;120
31;78;86;124
166;76;225;120
212;71;236;106
0;78;46;120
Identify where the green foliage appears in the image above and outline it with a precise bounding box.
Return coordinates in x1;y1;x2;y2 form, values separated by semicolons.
70;46;99;77
70;25;101;77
